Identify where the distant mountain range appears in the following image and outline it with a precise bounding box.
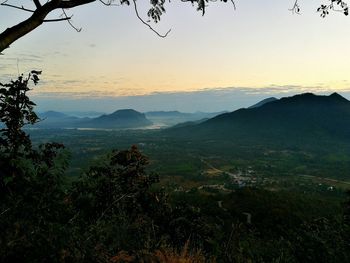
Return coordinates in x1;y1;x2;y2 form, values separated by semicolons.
34;109;225;129
36;109;152;129
61;111;106;118
78;109;152;129
166;93;350;146
32;92;350;138
37;111;82;128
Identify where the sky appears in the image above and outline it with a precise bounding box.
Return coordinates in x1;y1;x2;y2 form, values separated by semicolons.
1;0;350;112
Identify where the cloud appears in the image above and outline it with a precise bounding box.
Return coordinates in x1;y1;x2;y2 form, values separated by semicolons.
32;90;120;98
32;83;350;100
0;73;19;83
0;64;13;71
146;84;347;97
2;54;43;63
31;84;350;113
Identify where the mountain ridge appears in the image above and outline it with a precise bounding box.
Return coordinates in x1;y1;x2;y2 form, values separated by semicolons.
35;109;152;129
248;97;278;108
167;93;350;146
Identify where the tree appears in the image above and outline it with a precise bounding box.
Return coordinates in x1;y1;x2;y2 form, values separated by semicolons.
0;73;71;262
70;145;171;260
0;71;40;157
0;72;171;261
0;0;348;54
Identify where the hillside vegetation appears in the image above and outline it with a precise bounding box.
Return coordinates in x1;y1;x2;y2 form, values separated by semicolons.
1;75;350;262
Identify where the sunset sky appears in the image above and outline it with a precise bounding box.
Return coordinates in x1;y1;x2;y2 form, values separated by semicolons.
1;0;350;112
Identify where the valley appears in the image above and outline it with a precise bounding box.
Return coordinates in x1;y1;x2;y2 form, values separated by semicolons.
6;92;350;262
28;126;350;195
28;93;350;194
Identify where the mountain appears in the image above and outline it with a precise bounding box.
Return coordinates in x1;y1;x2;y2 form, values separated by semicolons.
167;93;350;146
35;111;81;128
62;111;106;118
170;118;210;129
80;109;152;128
40;111;69;119
35;109;152;129
145;111;227;126
248;97;278;108
34;110;224;129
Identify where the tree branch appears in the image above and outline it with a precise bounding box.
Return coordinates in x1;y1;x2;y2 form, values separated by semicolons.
33;0;42;8
99;0;120;6
289;0;301;14
0;0;96;53
1;0;343;55
58;0;95;9
44;17;72;22
132;0;171;38
62;9;82;32
0;2;35;12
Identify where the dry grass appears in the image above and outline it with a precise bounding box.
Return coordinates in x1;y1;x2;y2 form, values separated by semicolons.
111;241;214;263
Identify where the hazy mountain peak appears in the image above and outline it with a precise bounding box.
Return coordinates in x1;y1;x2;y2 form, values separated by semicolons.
329;92;348;101
248;97;278;108
291;92;316;99
40;111;68;118
281;92;349;104
87;109;152;128
105;109;149;119
110;109;140;115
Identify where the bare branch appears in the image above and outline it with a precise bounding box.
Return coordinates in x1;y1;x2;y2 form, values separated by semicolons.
230;0;236;11
0;0;97;53
0;2;35;12
1;0;345;55
62;9;82;32
99;0;120;6
44;17;72;22
289;0;301;14
0;0;62;52
58;0;96;9
33;0;42;9
132;0;171;38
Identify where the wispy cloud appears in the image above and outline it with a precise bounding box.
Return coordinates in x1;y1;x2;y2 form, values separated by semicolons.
31;83;350;99
32;90;120;98
146;84;350;97
2;54;43;63
31;84;350;113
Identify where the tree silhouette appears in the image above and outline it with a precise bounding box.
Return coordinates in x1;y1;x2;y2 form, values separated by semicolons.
0;71;40;157
0;0;348;54
0;72;174;261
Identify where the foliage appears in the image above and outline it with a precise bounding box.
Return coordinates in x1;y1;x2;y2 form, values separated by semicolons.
0;73;70;262
0;73;172;262
0;71;40;157
69;145;171;260
317;0;349;17
1;73;350;262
